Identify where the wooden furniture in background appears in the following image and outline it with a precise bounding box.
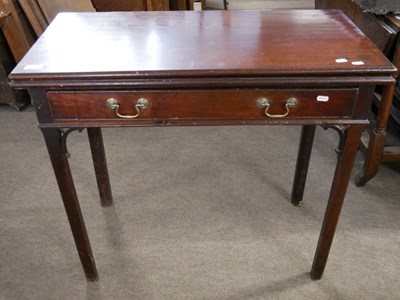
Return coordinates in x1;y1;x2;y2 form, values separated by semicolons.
10;10;395;281
169;0;194;10
315;0;396;55
201;0;228;10
91;0;167;11
0;0;32;109
0;0;35;62
382;13;400;118
91;0;193;11
0;31;22;110
16;0;96;36
17;0;47;36
315;0;400;185
35;0;95;23
358;14;400;185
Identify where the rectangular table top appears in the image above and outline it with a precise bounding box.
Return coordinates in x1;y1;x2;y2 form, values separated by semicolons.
10;10;396;83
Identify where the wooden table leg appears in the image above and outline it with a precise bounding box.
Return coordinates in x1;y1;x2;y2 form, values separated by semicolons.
87;128;113;207
355;82;396;186
310;124;364;280
41;128;99;281
291;125;316;206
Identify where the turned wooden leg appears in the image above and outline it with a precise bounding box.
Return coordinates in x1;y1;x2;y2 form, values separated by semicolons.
41;128;99;281
291;125;316;206
310;124;364;280
355;82;396;186
87;128;113;207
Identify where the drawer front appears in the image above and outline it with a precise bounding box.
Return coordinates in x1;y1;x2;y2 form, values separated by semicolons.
47;89;358;122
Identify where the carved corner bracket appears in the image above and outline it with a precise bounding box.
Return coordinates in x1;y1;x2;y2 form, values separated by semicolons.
320;124;350;158
57;128;85;158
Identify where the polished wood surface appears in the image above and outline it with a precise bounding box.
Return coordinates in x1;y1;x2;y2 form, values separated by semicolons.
315;0;397;54
46;89;358;124
10;10;396;282
11;10;395;81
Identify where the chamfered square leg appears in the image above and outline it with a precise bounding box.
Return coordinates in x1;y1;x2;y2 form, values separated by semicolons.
41;128;99;281
291;125;316;206
310;124;364;280
87;127;113;207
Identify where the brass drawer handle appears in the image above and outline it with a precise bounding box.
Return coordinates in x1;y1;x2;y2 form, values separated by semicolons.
106;97;148;119
256;97;298;118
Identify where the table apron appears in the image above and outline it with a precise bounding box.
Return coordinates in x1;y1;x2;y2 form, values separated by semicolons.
42;88;364;126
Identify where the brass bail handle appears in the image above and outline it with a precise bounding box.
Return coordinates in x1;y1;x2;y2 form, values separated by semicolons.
256;97;298;118
106;97;148;119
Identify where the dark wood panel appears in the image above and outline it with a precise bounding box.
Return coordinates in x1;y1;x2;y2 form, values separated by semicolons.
10;10;396;81
0;0;35;62
0;27;30;109
91;0;148;11
91;0;192;11
315;0;396;54
47;89;358;122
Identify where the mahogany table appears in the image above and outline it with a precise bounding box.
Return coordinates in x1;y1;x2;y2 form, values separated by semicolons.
10;10;396;281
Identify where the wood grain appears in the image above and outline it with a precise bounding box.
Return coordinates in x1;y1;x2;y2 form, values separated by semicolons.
17;0;48;36
10;10;396;80
0;0;35;62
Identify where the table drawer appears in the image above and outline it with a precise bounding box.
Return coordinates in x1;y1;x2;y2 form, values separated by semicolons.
48;89;358;122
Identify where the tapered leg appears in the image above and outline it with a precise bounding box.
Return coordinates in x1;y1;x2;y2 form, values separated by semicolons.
87;128;113;207
291;125;316;206
355;82;396;186
41;128;98;281
310;124;364;280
